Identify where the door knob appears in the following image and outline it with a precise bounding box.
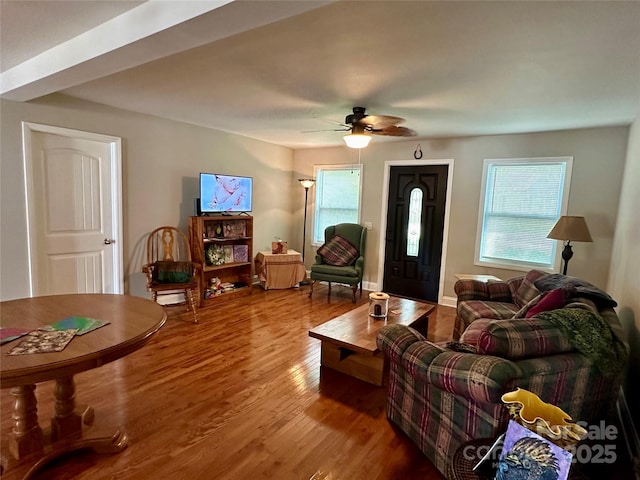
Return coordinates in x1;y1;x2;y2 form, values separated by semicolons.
104;238;116;245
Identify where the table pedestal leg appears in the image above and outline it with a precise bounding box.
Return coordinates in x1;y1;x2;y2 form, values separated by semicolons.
9;385;44;460
51;376;83;442
22;430;128;480
2;378;128;480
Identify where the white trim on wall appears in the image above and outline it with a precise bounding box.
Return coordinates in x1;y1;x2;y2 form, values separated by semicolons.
377;159;455;305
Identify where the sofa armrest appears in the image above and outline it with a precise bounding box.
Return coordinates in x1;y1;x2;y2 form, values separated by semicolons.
378;324;522;403
418;347;522;403
377;324;429;361
454;280;513;303
477;316;575;359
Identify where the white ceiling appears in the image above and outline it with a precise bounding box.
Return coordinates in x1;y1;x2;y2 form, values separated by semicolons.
2;0;640;149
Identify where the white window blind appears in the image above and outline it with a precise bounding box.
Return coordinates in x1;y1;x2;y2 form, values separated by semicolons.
313;165;362;244
476;157;572;270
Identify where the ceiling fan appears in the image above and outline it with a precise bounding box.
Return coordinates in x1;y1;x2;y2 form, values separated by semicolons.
343;107;416;148
313;107;417;148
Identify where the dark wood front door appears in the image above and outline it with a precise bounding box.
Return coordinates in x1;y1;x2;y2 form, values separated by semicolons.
383;165;448;302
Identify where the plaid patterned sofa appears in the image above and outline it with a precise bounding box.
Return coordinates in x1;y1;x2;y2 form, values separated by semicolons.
452;269;548;340
377;274;628;477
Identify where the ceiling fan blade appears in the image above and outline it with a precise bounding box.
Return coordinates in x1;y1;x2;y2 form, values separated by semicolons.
316;118;351;128
359;114;405;128
371;126;417;137
302;128;350;133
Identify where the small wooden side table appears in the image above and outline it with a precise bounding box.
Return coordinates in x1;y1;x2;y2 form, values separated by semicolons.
255;250;306;290
454;274;502;283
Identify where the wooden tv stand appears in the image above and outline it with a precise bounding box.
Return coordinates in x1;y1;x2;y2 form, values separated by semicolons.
189;215;253;307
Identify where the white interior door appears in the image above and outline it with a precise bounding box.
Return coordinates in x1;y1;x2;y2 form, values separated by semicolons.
23;123;123;296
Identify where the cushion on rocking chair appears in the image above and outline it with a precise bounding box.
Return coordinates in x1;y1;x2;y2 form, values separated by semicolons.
152;261;192;284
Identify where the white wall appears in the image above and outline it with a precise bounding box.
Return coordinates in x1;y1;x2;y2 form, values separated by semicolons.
294;127;629;297
0;94;295;300
1;93;631;305
608;111;640;433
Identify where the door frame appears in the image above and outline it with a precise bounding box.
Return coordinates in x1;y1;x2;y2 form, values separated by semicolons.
22;122;124;296
376;159;454;305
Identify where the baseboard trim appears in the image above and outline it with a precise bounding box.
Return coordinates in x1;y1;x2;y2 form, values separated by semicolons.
310;281;457;307
362;281;378;292
617;387;640;479
360;287;456;307
441;295;457;308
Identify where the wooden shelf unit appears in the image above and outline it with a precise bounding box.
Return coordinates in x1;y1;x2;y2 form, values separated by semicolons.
189;215;253;306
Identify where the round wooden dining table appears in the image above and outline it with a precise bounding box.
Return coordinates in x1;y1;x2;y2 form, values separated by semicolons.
0;294;166;479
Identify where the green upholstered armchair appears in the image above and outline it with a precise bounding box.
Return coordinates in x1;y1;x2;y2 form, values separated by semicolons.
308;223;366;303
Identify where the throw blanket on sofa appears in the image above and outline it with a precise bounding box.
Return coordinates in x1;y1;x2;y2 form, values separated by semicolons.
536;308;626;375
534;274;617;308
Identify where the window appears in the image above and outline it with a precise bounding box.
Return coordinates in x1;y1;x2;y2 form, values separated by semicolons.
475;157;572;271
407;188;423;257
312;165;362;244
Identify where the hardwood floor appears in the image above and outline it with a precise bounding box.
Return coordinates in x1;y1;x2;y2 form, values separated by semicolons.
1;285;454;480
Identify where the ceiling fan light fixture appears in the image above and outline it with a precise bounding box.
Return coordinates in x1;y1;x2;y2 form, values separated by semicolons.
343;133;371;149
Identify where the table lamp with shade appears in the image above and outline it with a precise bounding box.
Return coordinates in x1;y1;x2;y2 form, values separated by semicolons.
546;216;593;275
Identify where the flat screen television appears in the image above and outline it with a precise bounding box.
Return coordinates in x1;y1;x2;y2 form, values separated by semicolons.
199;173;253;214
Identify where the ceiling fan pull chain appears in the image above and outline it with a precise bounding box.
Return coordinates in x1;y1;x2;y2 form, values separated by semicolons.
414;144;423;159
350;148;361;174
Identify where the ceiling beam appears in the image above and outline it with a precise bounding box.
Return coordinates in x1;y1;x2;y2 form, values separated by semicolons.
0;0;336;101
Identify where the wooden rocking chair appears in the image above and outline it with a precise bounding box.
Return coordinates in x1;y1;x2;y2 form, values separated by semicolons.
142;226;201;323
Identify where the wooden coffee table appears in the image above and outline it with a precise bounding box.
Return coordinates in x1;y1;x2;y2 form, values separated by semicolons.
308;296;435;386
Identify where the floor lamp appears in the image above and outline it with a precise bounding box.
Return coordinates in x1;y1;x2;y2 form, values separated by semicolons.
298;179;315;282
547;216;593;275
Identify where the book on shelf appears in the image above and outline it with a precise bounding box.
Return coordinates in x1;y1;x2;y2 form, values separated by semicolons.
206;244;225;266
206;222;224;239
223;220;246;238
233;244;249;263
223;245;234;263
220;282;235;293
